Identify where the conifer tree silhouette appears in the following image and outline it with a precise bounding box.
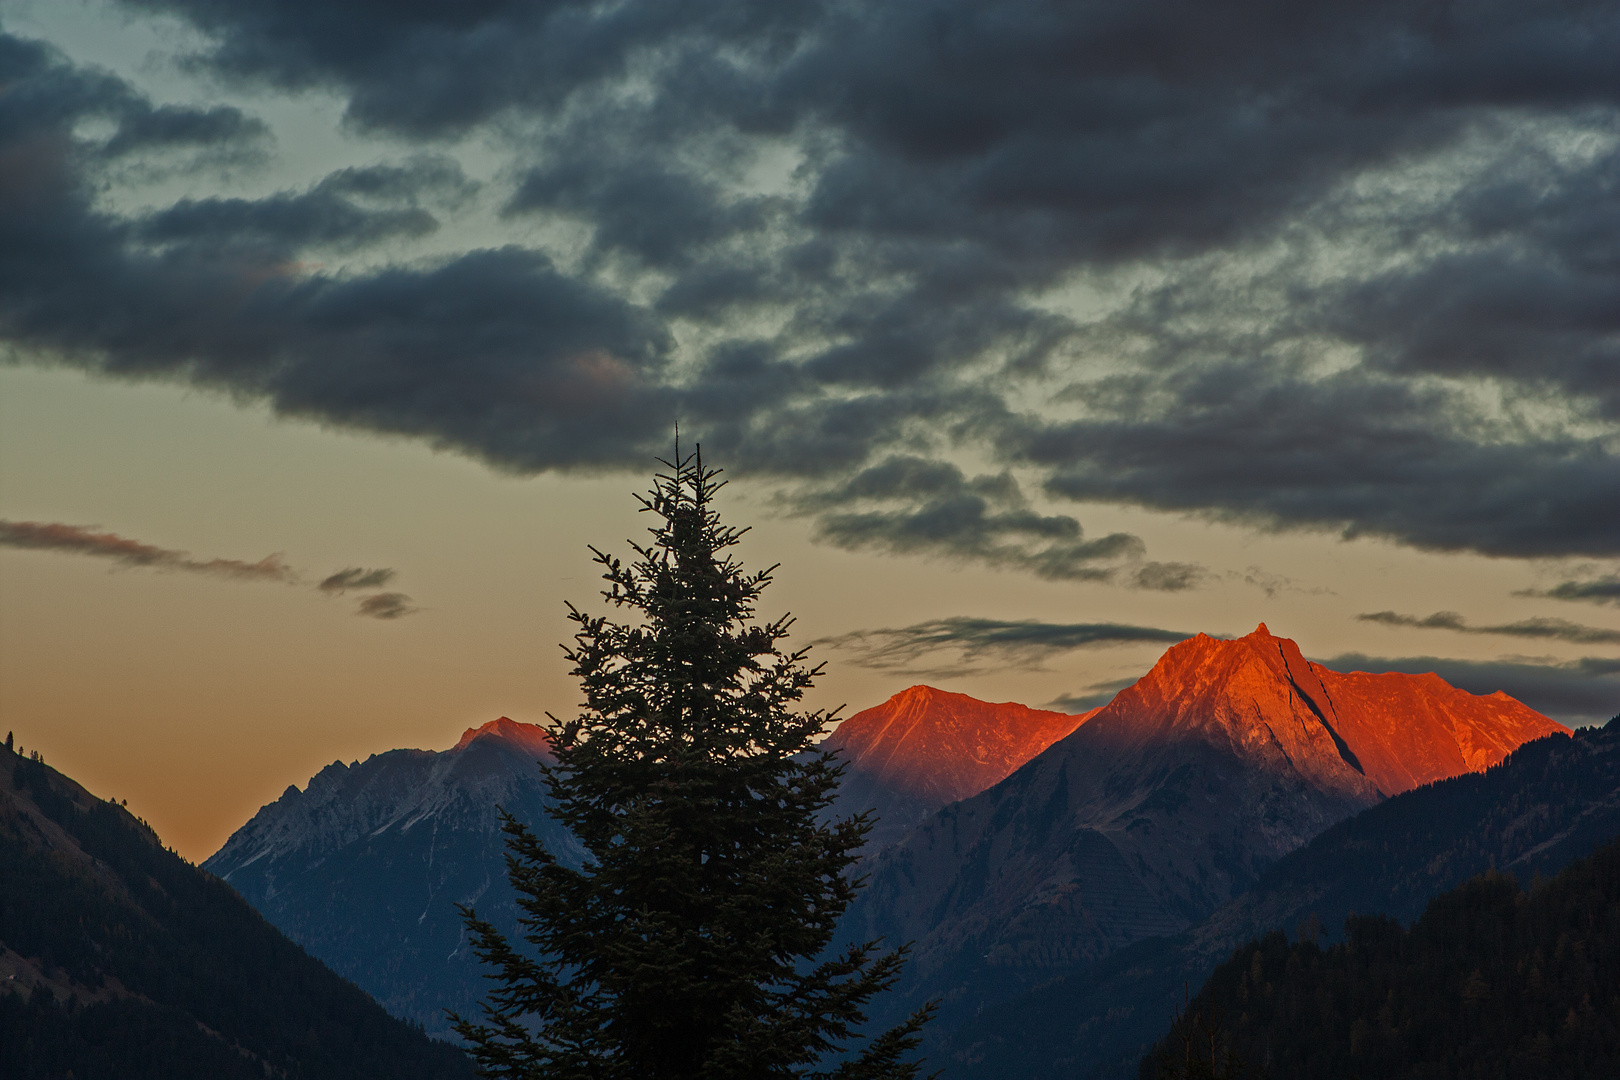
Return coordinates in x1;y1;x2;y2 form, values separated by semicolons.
454;447;932;1080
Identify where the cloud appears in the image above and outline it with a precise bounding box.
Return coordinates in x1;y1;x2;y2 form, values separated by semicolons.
0;520;414;615
1320;652;1620;726
1131;562;1207;592
136;157;478;253
816;616;1190;677
0;520;294;582
1525;573;1620;607
1357;610;1620;646
1231;566;1334;600
9;0;1620;574
0;35;675;475
796;456;1151;582
319;567;397;593
355;592;417;620
1046;677;1141;714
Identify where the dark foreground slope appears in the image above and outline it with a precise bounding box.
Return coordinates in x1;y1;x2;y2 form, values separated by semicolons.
1145;832;1620;1079
947;716;1620;1079
0;747;473;1080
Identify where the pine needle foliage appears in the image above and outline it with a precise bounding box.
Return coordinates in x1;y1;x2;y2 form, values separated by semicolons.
453;449;932;1080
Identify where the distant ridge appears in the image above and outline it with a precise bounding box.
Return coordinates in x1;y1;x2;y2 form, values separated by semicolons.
204;717;577;1038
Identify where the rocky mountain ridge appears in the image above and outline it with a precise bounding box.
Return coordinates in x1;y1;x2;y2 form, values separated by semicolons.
822;685;1093;848
203;717;575;1038
840;624;1567;1044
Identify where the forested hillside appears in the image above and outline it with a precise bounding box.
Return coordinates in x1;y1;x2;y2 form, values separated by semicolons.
0;747;474;1080
1146;833;1620;1078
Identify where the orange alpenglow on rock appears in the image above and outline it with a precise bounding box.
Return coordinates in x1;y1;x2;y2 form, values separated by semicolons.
821;686;1095;847
1117;623;1570;799
452;717;554;763
824;685;1095;807
841;625;1571;979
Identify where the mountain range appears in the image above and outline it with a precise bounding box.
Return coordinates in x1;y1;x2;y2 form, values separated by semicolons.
943;715;1620;1078
200;624;1576;1067
839;625;1564;1013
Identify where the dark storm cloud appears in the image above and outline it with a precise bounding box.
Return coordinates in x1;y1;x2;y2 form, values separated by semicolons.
798;456;1146;582
1532;574;1620;607
138;158;476;252
0;33;675;474
101;101;269;160
319;567;396;593
13;0;1620;567
138;189;436;251
1358;610;1620;646
0;520;295;582
1321;652;1620;726
1018;366;1620;558
355;592;417;619
1316;141;1620;421
507;161;781;272
816;616;1190;677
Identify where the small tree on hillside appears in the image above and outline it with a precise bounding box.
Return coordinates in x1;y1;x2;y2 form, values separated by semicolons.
453;448;932;1080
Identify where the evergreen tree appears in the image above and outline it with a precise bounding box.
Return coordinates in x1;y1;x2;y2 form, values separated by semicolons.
453;448;932;1080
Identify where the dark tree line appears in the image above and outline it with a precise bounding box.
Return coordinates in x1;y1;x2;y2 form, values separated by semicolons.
1144;830;1620;1079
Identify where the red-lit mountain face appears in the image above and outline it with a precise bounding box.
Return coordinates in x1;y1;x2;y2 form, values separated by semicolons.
452;716;554;763
822;686;1095;849
840;625;1568;1007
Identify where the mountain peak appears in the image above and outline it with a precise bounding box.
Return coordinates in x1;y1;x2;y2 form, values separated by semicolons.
825;685;1091;808
1092;625;1567;798
452;717;553;761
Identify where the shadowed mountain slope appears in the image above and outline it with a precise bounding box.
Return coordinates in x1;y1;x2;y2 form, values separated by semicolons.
822;685;1094;849
948;716;1620;1080
0;746;473;1080
841;625;1566;1064
204;718;580;1038
1142;796;1620;1079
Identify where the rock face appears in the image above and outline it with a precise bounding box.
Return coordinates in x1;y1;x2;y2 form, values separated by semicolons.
204;718;578;1038
822;685;1094;848
842;625;1567;1024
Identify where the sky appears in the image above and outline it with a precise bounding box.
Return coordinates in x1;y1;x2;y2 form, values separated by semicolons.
1;0;1617;862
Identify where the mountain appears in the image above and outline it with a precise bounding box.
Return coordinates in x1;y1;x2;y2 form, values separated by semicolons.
946;716;1620;1080
840;625;1566;1056
206;690;1086;1034
0;744;473;1080
1143;824;1620;1079
204;717;580;1038
822;685;1093;848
